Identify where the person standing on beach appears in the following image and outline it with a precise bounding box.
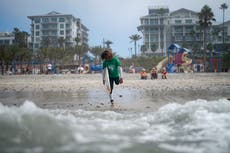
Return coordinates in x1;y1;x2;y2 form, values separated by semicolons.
151;67;158;79
101;49;123;105
161;67;168;79
140;68;148;80
47;63;52;74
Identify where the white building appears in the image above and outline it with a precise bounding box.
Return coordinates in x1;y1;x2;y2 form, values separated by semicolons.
139;7;230;56
28;11;89;50
138;6;170;56
138;7;203;55
0;32;15;45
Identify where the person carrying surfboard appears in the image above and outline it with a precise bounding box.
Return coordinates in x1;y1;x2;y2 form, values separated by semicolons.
101;49;123;105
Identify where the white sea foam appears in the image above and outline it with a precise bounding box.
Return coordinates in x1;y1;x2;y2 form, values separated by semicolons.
0;99;230;153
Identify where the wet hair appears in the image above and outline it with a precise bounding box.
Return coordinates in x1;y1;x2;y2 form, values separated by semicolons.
101;49;113;60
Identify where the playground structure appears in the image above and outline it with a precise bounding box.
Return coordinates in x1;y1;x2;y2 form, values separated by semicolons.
82;52;102;73
156;44;193;73
167;44;193;73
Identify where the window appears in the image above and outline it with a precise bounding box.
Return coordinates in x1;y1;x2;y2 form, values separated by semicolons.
175;34;183;41
144;19;149;25
150;27;158;33
60;24;64;29
35;31;40;36
42;24;48;29
60;30;64;35
51;31;57;36
150;19;158;25
4;40;10;45
150;34;158;41
175;20;182;24
66;24;70;29
59;18;65;22
35;25;40;29
35;37;40;42
34;43;39;48
42;18;49;23
43;31;49;36
34;18;40;23
175;27;183;33
50;24;57;29
185;20;192;24
185;26;193;33
51;18;57;22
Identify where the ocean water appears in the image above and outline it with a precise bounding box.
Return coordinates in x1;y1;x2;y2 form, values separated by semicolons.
1;99;230;153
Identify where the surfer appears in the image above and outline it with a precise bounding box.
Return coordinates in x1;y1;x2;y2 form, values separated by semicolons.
101;49;123;105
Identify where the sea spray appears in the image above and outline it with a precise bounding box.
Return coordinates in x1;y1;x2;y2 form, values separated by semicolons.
0;99;230;153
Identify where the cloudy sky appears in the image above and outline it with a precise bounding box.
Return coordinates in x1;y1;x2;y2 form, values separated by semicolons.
0;0;229;57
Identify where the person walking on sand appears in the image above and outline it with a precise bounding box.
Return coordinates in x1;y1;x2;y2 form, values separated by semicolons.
101;49;123;105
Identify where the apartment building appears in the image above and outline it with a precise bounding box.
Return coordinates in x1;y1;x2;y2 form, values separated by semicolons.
138;6;170;55
28;11;89;51
138;7;230;56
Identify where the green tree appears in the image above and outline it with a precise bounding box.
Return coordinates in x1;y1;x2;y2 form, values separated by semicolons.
151;43;157;52
198;5;216;71
91;46;103;64
12;28;29;48
41;36;51;48
129;34;142;57
140;44;147;54
57;37;66;50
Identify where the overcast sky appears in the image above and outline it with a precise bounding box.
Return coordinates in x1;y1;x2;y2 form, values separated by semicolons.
0;0;229;57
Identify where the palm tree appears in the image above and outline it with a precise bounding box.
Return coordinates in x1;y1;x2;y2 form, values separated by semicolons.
129;34;142;57
74;37;81;65
104;40;113;49
57;37;66;50
12;28;29;48
220;3;228;46
41;36;51;48
198;5;215;71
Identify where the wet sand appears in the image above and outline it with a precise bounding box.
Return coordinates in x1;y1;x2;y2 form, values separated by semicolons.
0;73;230;111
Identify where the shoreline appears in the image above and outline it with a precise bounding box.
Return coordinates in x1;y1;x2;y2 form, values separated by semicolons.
0;73;230;111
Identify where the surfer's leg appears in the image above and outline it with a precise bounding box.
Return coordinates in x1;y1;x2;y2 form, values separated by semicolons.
114;77;120;85
109;78;114;103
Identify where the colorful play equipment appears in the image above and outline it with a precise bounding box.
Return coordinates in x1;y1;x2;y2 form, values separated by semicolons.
82;52;102;73
166;43;193;73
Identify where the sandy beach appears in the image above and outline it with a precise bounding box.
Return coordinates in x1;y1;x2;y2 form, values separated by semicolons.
0;73;230;111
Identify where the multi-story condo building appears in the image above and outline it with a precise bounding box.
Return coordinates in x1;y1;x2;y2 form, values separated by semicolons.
0;32;15;45
138;7;216;56
170;8;201;49
138;6;170;55
28;11;89;51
